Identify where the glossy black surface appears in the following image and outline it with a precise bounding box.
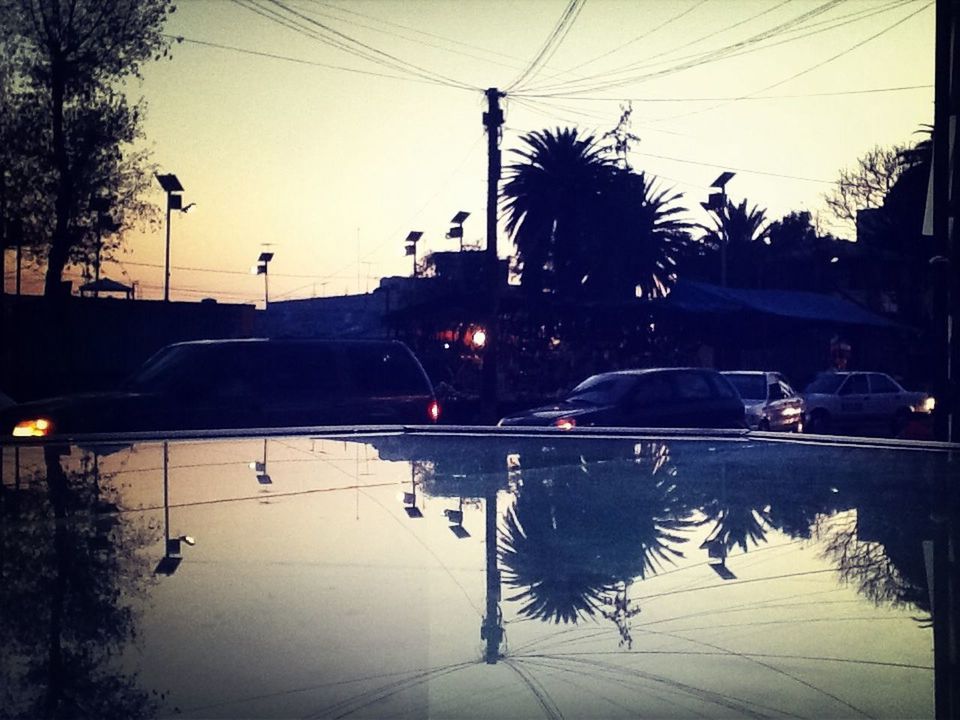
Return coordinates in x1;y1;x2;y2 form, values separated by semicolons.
1;431;956;719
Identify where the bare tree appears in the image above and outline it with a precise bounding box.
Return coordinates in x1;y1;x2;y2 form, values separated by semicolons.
822;145;905;238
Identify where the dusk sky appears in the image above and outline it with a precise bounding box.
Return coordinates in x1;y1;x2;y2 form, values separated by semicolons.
35;0;936;304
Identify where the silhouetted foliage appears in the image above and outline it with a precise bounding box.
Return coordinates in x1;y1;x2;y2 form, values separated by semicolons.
499;444;694;626
822;145;904;239
0;447;161;718
502;127;692;301
0;0;175;296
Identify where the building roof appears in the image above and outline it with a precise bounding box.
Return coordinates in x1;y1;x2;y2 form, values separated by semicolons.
663;281;899;328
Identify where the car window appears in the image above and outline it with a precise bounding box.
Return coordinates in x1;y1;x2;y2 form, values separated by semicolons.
674;371;714;400
768;382;785;401
707;372;739;399
343;345;429;396
868;373;900;393
839;374;869;395
804;373;845;394
258;344;345;401
566;375;638;405
629;374;674;405
724;374;766;400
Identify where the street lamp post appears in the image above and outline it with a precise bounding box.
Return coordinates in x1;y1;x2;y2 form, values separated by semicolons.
446;211;470;251
155;173;185;302
254;252;274;308
701;171;735;287
405;231;423;276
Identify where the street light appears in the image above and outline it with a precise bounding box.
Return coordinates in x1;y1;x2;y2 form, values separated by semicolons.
156;173;185;302
701;171;735;287
155;441;196;576
253;251;274;308
446;211;470;251
405;231;423;276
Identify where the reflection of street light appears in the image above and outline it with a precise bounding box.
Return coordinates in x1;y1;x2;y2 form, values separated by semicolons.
156;173;186;303
398;465;423;518
155;441;196;576
253;252;274;308
249;438;271;484
445;498;470;538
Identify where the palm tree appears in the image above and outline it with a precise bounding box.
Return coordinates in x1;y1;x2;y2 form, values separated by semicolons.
502;127;614;298
698;198;770;287
591;170;693;300
502;127;693;301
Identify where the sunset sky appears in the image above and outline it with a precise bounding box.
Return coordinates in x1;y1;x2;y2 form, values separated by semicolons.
8;0;936;305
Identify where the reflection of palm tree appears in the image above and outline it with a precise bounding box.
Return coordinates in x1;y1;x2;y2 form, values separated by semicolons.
499;451;694;626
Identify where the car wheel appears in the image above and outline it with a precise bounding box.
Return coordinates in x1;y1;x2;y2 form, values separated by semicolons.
808;409;831;434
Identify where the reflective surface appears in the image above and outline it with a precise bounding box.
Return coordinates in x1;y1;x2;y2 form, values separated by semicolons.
1;431;956;719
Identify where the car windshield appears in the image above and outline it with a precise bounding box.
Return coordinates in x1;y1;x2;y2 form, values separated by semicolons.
804;373;847;394
565;374;638;405
724;374;767;400
123;345;218;394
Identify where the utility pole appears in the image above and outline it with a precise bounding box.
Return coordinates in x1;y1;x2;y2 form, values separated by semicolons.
481;88;504;423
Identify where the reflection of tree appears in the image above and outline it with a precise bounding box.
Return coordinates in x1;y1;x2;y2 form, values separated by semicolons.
0;446;160;718
818;510;931;618
499;445;693;630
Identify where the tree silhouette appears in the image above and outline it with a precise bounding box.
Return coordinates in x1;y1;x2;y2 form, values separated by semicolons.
502;127;614;298
694;198;770;287
502;127;693;301
0;446;161;718
499;445;694;628
0;0;174;296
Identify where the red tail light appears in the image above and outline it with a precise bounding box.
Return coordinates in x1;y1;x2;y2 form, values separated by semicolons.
553;417;576;430
428;400;440;423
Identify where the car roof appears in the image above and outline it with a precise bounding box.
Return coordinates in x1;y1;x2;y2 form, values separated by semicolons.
592;367;720;378
166;337;404;349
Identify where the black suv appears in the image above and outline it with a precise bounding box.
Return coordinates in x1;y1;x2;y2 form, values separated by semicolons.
4;339;439;437
498;368;745;429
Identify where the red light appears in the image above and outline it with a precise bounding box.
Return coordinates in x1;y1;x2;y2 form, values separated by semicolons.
554;417;576;430
428;400;440;423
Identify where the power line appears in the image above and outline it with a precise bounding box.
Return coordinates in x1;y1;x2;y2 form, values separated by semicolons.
506;0;587;92
519;0;904;97
651;1;933;124
243;0;482;91
163;34;462;87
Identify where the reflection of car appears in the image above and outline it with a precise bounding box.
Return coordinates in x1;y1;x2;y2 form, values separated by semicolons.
802;371;934;435
497;368;745;429
722;371;804;432
2;339;439;438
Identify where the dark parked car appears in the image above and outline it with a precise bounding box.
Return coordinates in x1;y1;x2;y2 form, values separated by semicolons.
498;368;745;429
722;371;805;432
3;338;439;438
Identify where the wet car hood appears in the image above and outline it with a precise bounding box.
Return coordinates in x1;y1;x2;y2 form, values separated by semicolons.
500;400;611;424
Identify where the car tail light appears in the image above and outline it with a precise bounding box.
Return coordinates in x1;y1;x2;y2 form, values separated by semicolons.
13;418;54;438
428;400;440;423
553;417;576;430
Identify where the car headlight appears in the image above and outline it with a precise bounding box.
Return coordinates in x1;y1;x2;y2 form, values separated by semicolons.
12;417;54;437
914;396;935;413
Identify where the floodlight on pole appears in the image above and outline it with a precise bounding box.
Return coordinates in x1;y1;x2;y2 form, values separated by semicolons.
405;231;423;276
705;171;735;287
156;173;186;302
447;211;470;251
254;251;275;308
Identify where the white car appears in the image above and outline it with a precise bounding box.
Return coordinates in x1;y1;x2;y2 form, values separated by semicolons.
722;371;804;432
802;371;934;436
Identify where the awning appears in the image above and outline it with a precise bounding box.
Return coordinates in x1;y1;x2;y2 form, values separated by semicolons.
662;281;899;328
